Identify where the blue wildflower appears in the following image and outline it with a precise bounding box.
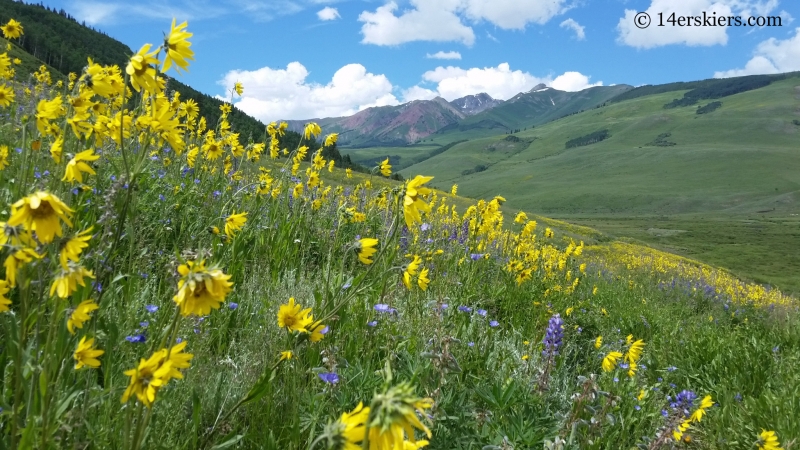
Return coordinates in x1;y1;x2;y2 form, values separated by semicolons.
318;373;339;384
542;313;564;357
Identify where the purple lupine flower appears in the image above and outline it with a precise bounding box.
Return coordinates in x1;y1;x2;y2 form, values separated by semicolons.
477;309;487;317
670;390;697;416
458;306;472;313
145;304;158;313
470;253;483;261
213;190;221;199
318;373;339;384
542;313;564;357
489;320;499;327
228;302;239;310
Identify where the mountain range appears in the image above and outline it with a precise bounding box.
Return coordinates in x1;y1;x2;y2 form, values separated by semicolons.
284;83;634;147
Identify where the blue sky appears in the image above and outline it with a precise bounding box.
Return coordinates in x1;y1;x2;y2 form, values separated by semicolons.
35;0;800;122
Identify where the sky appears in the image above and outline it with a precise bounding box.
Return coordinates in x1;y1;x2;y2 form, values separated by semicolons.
34;0;800;122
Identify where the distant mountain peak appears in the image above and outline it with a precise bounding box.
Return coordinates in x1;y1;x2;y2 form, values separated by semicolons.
449;93;503;116
529;83;550;93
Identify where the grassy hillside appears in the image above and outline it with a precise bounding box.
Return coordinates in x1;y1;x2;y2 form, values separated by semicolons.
400;76;800;293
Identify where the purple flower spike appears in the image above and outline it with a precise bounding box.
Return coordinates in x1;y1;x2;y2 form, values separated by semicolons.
542;313;564;358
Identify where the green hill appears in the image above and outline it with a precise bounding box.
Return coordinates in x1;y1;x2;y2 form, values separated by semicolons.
400;76;800;293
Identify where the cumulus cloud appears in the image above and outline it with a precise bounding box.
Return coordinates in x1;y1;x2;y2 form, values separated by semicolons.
359;1;475;46
219;63;399;121
551;72;602;91
559;18;585;40
317;6;340;20
617;0;781;49
426;51;462;60
358;0;570;46
714;27;800;77
402;85;439;102
414;63;601;101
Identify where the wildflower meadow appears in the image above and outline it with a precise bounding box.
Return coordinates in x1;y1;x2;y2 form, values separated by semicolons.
0;18;798;450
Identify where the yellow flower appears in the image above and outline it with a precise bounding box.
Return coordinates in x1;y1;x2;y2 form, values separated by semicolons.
0;279;11;313
521;354;529;361
594;336;602;349
59;227;92;270
67;299;99;334
121;352;172;407
280;350;293;361
450;184;458;196
324;133;338;147
172;260;234;316
8;192;73;244
689;395;714;423
514;212;527;223
0;144;8;171
346;168;353;178
403;255;421;289
49;136;63;164
403;175;433;229
156;341;194;381
367;382;433;450
357;238;379;265
50;264;94;298
304;122;322;140
565;307;574;316
277;297;313;332
309;321;328;342
225;212;247;238
1;19;24;39
126;43;161;94
625;339;645;363
601;351;622;372
36;95;65;135
637;389;647;401
379;158;391;177
404;440;429;450
4;248;43;287
417;268;430;291
757;430;783;450
326;401;370;450
62;149;100;184
162;19;194;74
673;419;691;441
328;160;335;173
0;84;15;107
73;336;104;369
544;227;554;238
233;81;243;96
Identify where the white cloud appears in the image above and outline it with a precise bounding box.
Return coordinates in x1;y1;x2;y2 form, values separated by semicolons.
220;62;400;121
317;6;340;20
551;72;602;91
714;27;800;77
414;63;601;101
617;0;784;49
426;51;462;60
559;18;585;40
358;0;571;46
359;1;475;46
402;86;439;101
617;1;733;49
